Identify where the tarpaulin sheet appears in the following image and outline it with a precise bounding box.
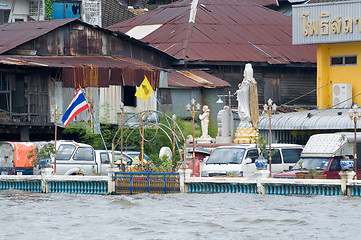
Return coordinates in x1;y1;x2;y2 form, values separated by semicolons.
12;142;36;167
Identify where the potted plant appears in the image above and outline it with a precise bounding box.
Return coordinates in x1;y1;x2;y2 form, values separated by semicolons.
295;161;307;179
252;135;268;170
313;170;327;179
28;142;56;170
338;134;355;171
305;168;316;179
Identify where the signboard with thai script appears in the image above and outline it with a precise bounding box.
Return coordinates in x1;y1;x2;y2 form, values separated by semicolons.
293;1;361;45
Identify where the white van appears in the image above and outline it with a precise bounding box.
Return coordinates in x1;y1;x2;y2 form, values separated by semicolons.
200;144;303;178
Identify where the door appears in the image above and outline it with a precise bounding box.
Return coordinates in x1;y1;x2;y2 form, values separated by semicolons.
242;149;259;178
326;158;342;179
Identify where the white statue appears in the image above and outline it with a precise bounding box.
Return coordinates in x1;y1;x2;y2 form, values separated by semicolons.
199;105;210;137
237;81;252;128
236;63;259;129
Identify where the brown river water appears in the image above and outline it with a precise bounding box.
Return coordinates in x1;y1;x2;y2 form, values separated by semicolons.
0;190;359;239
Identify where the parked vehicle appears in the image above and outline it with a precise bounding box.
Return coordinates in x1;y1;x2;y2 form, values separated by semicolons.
273;132;361;179
0;141;42;175
95;150;149;172
54;140;106;175
200;143;303;178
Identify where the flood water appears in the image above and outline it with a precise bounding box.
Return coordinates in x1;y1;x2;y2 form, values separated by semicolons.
0;190;360;239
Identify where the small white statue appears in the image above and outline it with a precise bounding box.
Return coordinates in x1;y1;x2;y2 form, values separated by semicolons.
199;105;210;137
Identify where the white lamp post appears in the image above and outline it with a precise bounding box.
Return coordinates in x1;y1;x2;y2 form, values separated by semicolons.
348;104;361;178
263;99;277;178
186;99;201;176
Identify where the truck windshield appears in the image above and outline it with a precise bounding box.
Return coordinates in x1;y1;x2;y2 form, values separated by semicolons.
206;148;245;164
292;157;331;170
57;145;76;160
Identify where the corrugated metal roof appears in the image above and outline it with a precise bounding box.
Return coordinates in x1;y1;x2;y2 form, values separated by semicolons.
167;69;231;88
0;18;176;61
258;108;360;130
247;0;279;6
107;0;316;64
0;19;75;55
0;55;161;88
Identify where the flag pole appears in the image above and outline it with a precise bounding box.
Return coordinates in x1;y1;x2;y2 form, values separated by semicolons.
81;88;108;152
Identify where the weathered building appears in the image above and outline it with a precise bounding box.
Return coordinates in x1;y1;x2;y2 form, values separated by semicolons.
108;0;317;110
0;18;170;141
0;18;230;141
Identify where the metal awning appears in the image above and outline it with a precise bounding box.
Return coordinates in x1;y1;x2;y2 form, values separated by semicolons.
259;108;360;130
0;55;161;88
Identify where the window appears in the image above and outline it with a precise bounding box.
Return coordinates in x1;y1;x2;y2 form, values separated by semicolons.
0;10;10;24
245;149;259;163
331;55;357;66
114;153;133;165
0;74;10;114
206;148;246;164
264;149;282;164
329;158;341;172
100;153;110;164
57;145;76;160
73;147;94;161
52;1;80;19
123;86;137;107
29;0;43;17
282;149;303;164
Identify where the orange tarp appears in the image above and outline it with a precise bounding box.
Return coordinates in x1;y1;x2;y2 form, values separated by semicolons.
12;142;36;167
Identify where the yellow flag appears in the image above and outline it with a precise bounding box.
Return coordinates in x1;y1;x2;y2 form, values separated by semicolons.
135;76;154;102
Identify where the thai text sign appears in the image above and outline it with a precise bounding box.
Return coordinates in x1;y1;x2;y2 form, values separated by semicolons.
293;2;361;45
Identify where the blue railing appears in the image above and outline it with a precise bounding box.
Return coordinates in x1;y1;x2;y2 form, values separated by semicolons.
48;181;107;194
350;186;361;196
115;172;180;195
0;180;42;193
265;185;341;196
187;183;257;193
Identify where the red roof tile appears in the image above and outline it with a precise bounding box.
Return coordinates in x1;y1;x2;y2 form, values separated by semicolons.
108;0;316;64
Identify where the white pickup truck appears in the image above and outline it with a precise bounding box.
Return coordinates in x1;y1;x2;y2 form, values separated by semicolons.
52;141;147;175
52;140;106;175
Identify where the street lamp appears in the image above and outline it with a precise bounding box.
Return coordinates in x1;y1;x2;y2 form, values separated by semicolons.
115;102;126;170
186;99;201;176
216;91;232;106
263;99;277;178
348;104;361;178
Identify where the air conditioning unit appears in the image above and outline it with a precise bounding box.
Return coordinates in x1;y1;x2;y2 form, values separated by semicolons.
333;83;352;108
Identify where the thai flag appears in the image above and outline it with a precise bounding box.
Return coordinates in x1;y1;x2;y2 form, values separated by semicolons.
62;87;89;128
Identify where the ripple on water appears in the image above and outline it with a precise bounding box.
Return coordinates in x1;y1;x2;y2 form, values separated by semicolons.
1;191;361;240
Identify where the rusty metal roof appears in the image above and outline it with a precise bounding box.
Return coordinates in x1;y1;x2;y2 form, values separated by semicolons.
0;55;161;88
0;19;76;55
0;18;176;61
107;0;316;64
247;0;279;7
167;69;231;88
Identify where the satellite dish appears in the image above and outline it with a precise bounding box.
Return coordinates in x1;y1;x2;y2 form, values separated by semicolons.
159;147;172;163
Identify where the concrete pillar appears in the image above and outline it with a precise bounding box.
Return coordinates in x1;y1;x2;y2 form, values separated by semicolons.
107;167;119;194
255;169;269;194
178;168;192;193
40;168;53;193
339;170;356;196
